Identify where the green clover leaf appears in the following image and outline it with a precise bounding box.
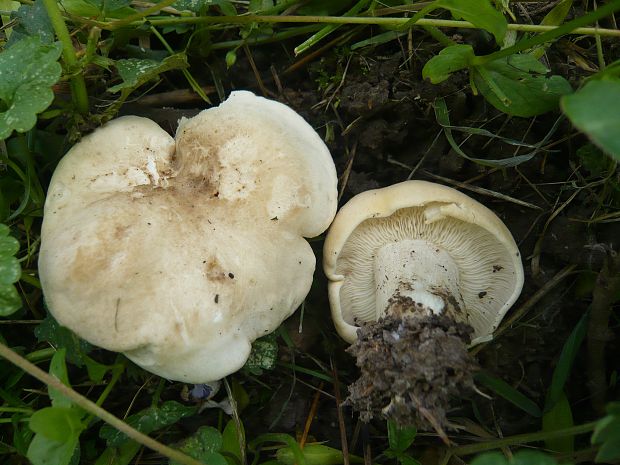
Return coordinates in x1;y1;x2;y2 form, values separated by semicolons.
0;36;62;140
0;224;21;315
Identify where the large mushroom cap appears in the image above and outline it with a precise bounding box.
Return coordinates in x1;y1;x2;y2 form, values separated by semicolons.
323;180;524;345
39;91;337;383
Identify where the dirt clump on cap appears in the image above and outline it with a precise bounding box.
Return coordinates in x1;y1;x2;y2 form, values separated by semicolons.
346;313;478;431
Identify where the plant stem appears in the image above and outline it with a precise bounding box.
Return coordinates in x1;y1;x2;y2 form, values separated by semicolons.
0;341;207;465
95;14;620;38
449;421;597;456
149;26;211;103
40;0;89;115
95;362;125;408
25;348;55;363
0;407;34;414
19;272;41;289
210;24;322;50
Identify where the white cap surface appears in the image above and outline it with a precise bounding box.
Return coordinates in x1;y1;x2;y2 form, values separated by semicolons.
323;180;524;345
39;91;338;383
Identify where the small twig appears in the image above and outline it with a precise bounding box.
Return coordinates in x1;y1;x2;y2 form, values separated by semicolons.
421;170;543;211
0;342;207;465
300;382;323;448
411;393;451;446
224;378;247;465
331;360;350;465
448;421;597;457
338;139;358;203
243;45;274;98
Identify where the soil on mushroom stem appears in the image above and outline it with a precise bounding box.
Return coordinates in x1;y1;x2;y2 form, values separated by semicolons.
346;308;478;432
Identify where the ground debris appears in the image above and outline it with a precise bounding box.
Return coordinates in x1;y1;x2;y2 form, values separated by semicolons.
346;313;478;431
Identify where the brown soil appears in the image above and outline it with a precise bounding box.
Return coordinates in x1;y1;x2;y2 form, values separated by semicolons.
346;313;478;432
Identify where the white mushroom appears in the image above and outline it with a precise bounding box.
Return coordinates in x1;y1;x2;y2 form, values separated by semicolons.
323;180;524;345
38;91;338;383
323;180;524;430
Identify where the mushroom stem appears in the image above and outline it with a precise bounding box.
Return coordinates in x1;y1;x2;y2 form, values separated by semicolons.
374;239;465;322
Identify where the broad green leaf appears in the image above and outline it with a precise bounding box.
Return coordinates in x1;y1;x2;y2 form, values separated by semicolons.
0;225;19;284
27;432;80;465
542;392;574;453
7;2;54;46
475;372;542;417
276;444;363;465
221;419;244;465
434;0;507;45
29;407;84;442
422;44;474;84
546;311;588;409
387;420;417;452
473;53;573;117
244;333;277;375
49;349;73;408
84;355;111;383
561;79;620;161
542;0;573;26
0;283;21;315
100;400;196;447
108;54;189;93
35;314;92;367
170;426;226;465
0;36;62;140
0;224;21;315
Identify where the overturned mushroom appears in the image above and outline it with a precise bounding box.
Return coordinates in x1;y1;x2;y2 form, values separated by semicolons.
39;91;338;383
323;180;524;430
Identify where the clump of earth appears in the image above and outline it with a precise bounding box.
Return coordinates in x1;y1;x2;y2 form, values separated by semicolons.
346;313;479;433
